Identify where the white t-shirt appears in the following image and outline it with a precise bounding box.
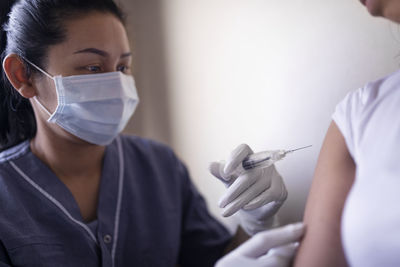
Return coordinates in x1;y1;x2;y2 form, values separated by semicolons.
332;70;400;267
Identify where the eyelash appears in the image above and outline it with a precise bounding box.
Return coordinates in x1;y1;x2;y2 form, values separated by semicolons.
84;65;130;73
117;65;130;73
86;65;101;72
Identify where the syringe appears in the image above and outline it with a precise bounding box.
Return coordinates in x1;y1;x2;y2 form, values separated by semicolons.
242;145;312;170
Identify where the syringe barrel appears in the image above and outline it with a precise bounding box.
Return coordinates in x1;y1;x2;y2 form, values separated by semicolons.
242;150;285;170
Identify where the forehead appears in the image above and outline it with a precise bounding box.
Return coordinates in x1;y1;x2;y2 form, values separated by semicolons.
48;12;130;57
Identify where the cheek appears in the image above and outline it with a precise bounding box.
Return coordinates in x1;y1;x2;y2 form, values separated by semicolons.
35;77;59;113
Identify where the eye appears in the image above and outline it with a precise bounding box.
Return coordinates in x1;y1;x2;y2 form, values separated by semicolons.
117;65;130;73
86;65;102;73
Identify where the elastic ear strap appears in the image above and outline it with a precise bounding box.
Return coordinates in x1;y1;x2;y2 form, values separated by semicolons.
23;57;54;80
33;96;52;117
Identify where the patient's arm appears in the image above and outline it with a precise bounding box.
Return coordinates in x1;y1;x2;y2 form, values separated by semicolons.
293;121;356;267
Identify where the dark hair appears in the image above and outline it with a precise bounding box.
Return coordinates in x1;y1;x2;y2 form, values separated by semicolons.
0;0;125;151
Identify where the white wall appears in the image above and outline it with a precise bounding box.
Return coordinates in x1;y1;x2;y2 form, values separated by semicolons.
158;0;400;232
121;0;173;144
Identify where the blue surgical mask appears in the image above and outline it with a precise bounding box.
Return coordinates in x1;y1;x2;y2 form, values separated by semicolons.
26;59;139;145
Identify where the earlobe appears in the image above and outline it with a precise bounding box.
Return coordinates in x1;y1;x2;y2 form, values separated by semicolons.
2;54;37;99
18;84;37;98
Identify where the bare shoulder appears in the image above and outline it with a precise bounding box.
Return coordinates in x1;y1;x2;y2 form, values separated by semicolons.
294;121;355;267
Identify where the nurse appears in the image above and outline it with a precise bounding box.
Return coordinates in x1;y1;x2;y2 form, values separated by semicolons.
0;0;302;266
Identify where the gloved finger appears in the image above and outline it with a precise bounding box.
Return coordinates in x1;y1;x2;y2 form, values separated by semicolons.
209;161;231;182
258;242;300;267
221;177;270;217
234;222;305;258
260;256;289;267
221;196;248;217
267;242;300;259
243;173;287;210
242;189;276;211
218;168;263;208
209;160;242;182
257;242;299;267
224;144;253;175
215;256;260;267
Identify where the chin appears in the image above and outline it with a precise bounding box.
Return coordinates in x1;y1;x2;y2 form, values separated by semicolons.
364;0;383;17
363;0;400;23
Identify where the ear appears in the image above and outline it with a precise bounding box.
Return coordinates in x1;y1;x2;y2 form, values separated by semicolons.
2;54;36;99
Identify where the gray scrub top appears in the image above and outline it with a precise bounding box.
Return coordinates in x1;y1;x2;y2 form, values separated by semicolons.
0;135;231;267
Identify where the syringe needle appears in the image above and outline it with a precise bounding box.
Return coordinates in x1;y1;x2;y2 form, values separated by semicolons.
242;145;312;170
286;145;312;154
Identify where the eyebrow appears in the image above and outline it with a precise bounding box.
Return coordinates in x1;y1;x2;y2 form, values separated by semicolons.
73;48;132;59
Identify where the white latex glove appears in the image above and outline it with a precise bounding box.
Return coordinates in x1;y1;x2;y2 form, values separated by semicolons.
209;144;288;235
215;222;305;267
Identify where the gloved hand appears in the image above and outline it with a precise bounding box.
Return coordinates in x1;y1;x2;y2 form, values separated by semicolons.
209;144;288;235
215;222;305;267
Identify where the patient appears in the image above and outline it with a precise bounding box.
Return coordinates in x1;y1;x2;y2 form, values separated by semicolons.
294;0;400;266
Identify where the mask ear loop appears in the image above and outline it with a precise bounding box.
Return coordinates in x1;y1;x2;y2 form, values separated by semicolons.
33;96;52;117
23;58;54;80
22;57;55;118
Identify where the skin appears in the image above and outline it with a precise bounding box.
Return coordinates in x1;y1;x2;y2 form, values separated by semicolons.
360;0;400;22
3;12;132;223
3;11;246;257
293;122;355;266
293;1;400;265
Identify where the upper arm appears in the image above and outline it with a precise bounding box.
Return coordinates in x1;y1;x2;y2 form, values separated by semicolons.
294;121;356;267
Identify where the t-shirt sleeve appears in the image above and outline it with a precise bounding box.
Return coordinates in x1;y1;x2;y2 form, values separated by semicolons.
332;87;365;159
175;160;232;267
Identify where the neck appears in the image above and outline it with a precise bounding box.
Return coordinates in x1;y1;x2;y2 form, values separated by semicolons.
30;125;105;180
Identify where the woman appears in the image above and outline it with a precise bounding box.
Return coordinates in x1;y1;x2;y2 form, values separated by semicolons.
0;0;294;266
293;0;400;266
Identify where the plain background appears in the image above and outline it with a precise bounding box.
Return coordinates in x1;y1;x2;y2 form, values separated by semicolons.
121;0;400;232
